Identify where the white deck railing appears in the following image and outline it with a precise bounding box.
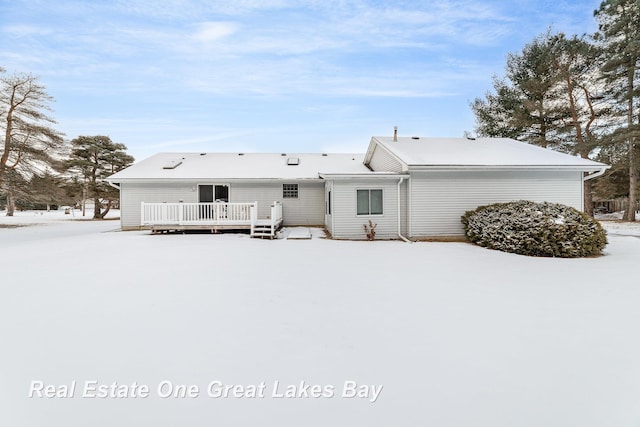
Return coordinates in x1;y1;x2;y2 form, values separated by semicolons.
141;202;258;226
270;201;283;229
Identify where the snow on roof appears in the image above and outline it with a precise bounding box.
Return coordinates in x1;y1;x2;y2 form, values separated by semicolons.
373;136;607;168
108;152;370;181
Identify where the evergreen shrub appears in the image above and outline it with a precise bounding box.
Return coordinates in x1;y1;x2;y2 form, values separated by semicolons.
461;200;607;257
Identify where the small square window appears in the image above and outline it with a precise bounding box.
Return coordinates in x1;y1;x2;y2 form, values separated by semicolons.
283;184;299;198
357;189;383;215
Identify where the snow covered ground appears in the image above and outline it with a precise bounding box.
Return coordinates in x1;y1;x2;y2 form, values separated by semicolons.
596;211;640;237
1;212;640;427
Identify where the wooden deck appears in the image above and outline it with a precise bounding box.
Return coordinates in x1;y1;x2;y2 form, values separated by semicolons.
141;201;283;238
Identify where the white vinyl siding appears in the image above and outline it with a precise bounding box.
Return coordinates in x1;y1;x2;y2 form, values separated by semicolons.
367;144;404;172
119;180;324;229
409;170;584;237
329;179;400;239
119;182;198;229
231;181;324;226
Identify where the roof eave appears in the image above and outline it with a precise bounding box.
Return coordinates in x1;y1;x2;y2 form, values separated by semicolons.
319;173;409;180
366;138;408;170
363;137;378;165
407;164;609;171
107;177;326;184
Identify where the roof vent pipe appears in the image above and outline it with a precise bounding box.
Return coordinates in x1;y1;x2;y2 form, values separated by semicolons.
393;126;398;142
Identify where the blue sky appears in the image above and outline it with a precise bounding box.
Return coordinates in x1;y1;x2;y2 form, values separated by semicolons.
1;0;600;161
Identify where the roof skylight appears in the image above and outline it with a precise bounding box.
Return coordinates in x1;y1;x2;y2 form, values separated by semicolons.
162;160;182;169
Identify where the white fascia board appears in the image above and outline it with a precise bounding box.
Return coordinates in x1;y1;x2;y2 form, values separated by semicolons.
363;137;409;170
108;177;325;184
319;173;409;180
368;138;409;170
363;137;377;164
407;165;608;172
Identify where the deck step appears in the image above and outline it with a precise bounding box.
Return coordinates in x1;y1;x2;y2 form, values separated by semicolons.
251;225;275;238
252;232;275;239
251;219;284;238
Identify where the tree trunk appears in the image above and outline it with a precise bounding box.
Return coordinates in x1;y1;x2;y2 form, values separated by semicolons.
582;85;598;216
6;190;15;216
81;185;87;217
564;74;592;215
626;151;637;220
623;69;636;221
584;180;593;216
99;200;113;219
93;197;102;219
0;104;16;190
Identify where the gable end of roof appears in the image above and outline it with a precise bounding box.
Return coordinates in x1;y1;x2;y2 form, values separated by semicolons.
364;137;407;170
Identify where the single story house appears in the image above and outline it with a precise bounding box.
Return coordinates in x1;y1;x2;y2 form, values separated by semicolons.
107;135;608;240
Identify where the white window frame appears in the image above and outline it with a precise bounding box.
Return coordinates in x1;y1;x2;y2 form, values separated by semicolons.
356;189;383;216
283;183;299;199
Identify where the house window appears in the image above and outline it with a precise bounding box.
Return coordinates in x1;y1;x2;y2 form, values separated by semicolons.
357;189;383;215
283;184;298;198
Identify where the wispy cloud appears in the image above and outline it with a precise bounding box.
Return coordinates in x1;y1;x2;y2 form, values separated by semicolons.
2;24;54;37
1;0;601;153
192;22;239;43
2;0;514;97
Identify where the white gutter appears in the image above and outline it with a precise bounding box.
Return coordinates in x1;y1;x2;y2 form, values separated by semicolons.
583;166;609;182
106;180;120;190
408;165;608;172
397;176;411;243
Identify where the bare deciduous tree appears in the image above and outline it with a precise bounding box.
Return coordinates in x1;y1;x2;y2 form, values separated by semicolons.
0;68;65;215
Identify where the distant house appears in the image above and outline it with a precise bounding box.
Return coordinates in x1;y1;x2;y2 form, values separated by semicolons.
107;135;608;239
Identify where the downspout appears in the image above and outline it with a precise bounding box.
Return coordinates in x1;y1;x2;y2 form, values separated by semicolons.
583;167;608;182
106;180;120;190
582;167;609;213
106;180;122;227
330;182;335;236
397;176;411;243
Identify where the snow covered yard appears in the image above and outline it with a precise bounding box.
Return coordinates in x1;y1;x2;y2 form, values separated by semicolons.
1;216;640;427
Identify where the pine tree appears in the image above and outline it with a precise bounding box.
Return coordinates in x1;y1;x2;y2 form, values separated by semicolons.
66;136;134;219
471;31;608;214
548;33;609;215
28;172;71;210
594;0;640;220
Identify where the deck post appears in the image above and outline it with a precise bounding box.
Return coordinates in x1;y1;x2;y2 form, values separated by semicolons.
270;202;275;232
271;202;275;237
141;202;145;227
250;202;258;236
269;201;283;237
